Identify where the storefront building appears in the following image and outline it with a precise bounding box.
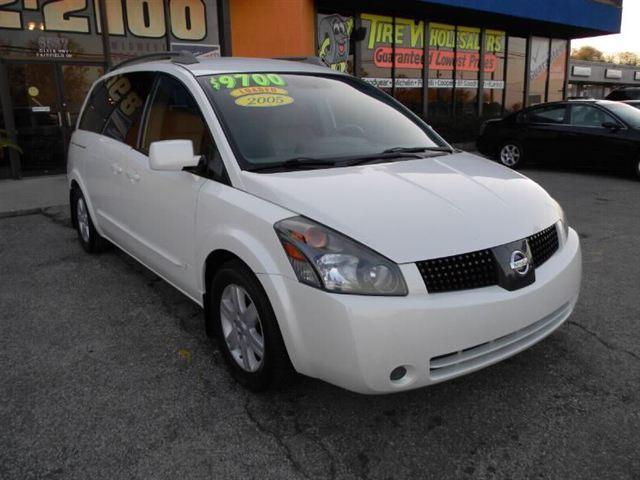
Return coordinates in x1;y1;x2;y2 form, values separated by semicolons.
569;59;640;99
0;0;622;178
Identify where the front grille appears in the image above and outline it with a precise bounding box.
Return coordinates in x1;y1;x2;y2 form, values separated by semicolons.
417;224;560;294
416;249;498;293
429;301;573;381
528;224;559;268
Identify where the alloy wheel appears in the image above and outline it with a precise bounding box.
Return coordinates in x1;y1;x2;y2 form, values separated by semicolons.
219;284;265;372
77;197;90;243
500;144;521;167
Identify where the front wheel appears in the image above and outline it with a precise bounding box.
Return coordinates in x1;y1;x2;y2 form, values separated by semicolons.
498;141;525;169
210;259;294;391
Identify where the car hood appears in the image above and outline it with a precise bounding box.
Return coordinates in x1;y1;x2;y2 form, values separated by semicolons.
239;152;562;264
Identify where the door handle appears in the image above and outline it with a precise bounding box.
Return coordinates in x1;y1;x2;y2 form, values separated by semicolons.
111;163;123;175
56;112;63;127
66;112;73;128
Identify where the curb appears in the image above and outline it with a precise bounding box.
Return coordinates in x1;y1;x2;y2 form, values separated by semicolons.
0;205;67;219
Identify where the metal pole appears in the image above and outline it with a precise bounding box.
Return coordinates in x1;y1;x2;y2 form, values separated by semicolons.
98;0;111;69
219;0;233;56
544;38;552;102
163;0;172;51
478;27;486;117
422;20;430;118
451;25;457;116
501;35;509;115
354;14;362;78
391;16;396;96
0;61;20;179
563;40;571;100
524;36;532;107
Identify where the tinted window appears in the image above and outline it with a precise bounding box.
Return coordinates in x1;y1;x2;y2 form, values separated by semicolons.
79;72;154;146
142;75;211;155
569;105;615;127
78;81;112;134
199;73;445;169
102;72;155;146
604;102;640;128
523;105;566;124
607;89;640;101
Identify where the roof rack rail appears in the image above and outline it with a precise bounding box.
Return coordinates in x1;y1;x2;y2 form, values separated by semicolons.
110;51;199;72
273;56;330;68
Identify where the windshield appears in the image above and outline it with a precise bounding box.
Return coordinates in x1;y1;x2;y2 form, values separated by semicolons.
198;73;448;170
605;101;640;128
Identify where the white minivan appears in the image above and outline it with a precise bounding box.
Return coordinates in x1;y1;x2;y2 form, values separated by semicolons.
67;53;581;394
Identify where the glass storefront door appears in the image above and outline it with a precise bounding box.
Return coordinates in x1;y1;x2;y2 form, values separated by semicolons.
5;62;104;176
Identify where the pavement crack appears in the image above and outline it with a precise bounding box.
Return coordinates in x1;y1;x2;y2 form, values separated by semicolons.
243;397;310;479
567;320;640;362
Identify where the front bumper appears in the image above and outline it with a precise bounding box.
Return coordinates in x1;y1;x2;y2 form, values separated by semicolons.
258;228;581;394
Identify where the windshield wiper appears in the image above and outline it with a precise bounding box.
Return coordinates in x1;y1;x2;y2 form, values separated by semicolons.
247;157;338;173
340;149;449;167
382;146;455;154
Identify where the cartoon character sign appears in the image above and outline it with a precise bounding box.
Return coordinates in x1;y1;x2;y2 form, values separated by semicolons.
317;14;353;72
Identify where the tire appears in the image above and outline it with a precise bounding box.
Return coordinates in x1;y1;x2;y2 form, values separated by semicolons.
71;188;107;253
209;259;294;391
498;141;525;169
633;157;640;181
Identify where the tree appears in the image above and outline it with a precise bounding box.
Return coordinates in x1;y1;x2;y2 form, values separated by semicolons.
613;51;640;66
571;45;605;62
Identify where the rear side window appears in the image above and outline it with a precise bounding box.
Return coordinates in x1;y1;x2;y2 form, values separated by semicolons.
141;74;211;155
102;72;155;146
78;72;154;147
523;105;566;124
78;82;111;134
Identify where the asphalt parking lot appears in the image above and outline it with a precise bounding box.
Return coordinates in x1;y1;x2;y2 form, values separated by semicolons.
1;167;639;480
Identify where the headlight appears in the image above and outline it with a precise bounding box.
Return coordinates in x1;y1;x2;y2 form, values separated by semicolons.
274;217;407;296
557;207;570;245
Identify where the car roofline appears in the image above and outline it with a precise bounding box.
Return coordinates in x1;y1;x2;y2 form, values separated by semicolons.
106;57;342;77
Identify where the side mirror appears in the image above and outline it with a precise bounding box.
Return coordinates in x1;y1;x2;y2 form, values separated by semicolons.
602;121;621;131
148;140;200;171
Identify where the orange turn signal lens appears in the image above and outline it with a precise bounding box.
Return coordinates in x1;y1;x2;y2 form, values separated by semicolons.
283;242;306;261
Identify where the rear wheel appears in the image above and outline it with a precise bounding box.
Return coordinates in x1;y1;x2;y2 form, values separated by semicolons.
633;157;640;181
72;188;107;253
210;259;294;391
498;141;524;169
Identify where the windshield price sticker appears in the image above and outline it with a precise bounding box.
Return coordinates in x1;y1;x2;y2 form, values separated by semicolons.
230;86;289;97
225;79;294;108
209;73;286;91
235;93;294;107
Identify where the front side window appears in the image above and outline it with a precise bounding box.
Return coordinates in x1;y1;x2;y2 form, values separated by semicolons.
523;105;566;124
199;73;446;170
601;102;640;128
142;75;211;155
569;105;616;128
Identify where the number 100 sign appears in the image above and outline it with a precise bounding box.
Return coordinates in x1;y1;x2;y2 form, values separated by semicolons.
0;0;209;41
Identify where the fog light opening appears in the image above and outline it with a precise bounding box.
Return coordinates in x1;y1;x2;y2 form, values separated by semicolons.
390;366;407;381
390;365;418;388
